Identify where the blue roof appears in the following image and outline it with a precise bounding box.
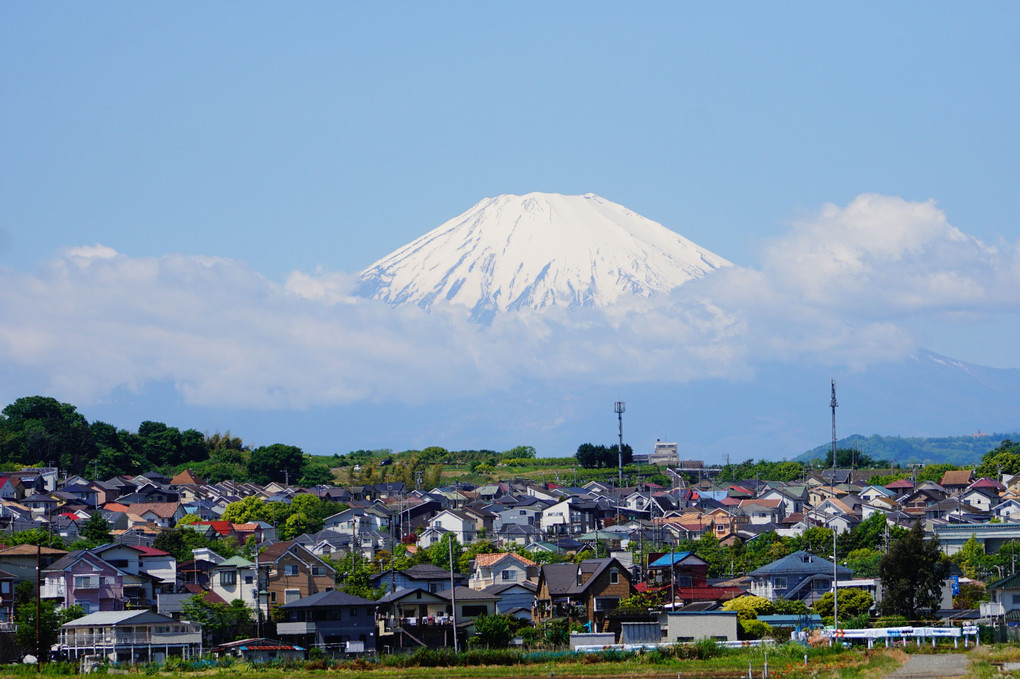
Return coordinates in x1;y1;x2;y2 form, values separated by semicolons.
648;551;695;568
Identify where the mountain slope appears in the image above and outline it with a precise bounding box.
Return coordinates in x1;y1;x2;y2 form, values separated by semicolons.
357;192;731;317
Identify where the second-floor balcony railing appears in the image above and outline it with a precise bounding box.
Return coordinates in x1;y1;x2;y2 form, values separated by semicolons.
60;631;202;648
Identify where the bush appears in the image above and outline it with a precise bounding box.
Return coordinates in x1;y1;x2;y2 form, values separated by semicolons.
739;619;773;640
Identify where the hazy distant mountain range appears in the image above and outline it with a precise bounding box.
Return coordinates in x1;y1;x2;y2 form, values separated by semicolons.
341;192;1020;460
795;432;1020;467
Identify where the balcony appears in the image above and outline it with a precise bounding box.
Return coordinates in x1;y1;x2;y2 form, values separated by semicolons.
277;621;315;635
61;630;203;648
40;582;66;599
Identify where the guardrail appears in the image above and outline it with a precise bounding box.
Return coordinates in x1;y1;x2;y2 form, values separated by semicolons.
821;626;979;649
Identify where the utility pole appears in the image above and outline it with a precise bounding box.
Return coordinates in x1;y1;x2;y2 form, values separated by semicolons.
36;543;41;671
832;526;839;633
449;538;459;653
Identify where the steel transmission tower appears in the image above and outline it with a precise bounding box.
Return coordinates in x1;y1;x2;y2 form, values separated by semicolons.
614;401;626;486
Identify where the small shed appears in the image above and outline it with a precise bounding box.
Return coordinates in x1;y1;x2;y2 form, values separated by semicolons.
215;638;305;663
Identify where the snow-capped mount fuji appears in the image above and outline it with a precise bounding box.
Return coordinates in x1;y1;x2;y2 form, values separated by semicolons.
357;192;731;316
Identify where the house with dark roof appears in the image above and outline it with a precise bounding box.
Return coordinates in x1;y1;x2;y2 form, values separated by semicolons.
376;585;498;651
277;590;377;655
747;551;852;604
533;557;634;630
370;563;466;595
257;540;335;611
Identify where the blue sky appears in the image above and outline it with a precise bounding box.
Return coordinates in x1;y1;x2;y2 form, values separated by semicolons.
2;4;1019;457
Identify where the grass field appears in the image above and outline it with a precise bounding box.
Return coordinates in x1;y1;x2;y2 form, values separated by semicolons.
2;645;919;679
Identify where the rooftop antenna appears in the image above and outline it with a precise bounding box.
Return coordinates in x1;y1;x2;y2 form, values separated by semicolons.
830;380;838;487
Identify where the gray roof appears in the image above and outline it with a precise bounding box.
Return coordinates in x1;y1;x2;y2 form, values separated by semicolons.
748;551;853;578
61;610;175;627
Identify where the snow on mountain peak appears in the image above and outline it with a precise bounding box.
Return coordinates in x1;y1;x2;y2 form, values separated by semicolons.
357;192;731;316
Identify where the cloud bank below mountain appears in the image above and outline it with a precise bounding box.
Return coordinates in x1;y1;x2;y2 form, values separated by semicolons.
1;194;1016;422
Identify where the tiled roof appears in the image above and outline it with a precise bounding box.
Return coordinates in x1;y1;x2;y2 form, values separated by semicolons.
941;470;974;486
475;552;536;568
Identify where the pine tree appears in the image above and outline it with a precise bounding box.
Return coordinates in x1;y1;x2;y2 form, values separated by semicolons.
878;521;949;620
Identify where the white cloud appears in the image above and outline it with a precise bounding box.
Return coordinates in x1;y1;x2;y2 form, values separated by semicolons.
1;194;1017;411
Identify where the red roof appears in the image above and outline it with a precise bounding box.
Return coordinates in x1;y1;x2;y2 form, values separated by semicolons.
130;545;169;556
196;521;233;535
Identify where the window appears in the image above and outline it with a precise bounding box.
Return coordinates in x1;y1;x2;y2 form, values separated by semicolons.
429;583;441;593
501;570;516;582
221;571;237;586
594;597;619;612
270;591;277;603
285;589;301;604
813;579;830;591
285;565;299;576
773;577;787;590
462;605;488;617
312;567;323;576
610;568;619;584
74;575;99;590
0;582;9;594
244;575;253;585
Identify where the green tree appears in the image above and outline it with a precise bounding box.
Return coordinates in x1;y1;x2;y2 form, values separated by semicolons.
878;521;949;620
16;601;84;659
249;443;304;485
814;588;874;619
976;440;1020;479
180;594;253;645
470;613;514;648
955;534;990;579
845;548;883;578
722;595;774;620
79;512;113;547
0;396;98;475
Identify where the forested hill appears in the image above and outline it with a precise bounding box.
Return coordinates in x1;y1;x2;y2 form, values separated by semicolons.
796;432;1020;466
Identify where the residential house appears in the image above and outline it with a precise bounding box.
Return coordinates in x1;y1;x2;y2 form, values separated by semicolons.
210;556;258;609
645;551;743;605
59;610;202;663
258;540;335;610
983;573;1020;619
0;544;67;585
0;569;15;629
277;590;377;655
747;551;852;605
533;557;635;630
376;585;498;651
370;564;466;595
482;581;537;617
427;509;477;544
468;552;538;589
42;550;127;613
737;499;784;525
941;470;975;496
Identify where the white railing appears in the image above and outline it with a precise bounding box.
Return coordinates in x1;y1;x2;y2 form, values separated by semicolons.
40;583;66;598
61;631;202;647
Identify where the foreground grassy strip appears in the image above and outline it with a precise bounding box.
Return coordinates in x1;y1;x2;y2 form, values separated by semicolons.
0;646;909;679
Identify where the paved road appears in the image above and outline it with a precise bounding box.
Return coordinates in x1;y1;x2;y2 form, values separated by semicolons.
885;653;972;678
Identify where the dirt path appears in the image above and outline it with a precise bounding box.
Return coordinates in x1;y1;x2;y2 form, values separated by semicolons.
885;653;972;678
